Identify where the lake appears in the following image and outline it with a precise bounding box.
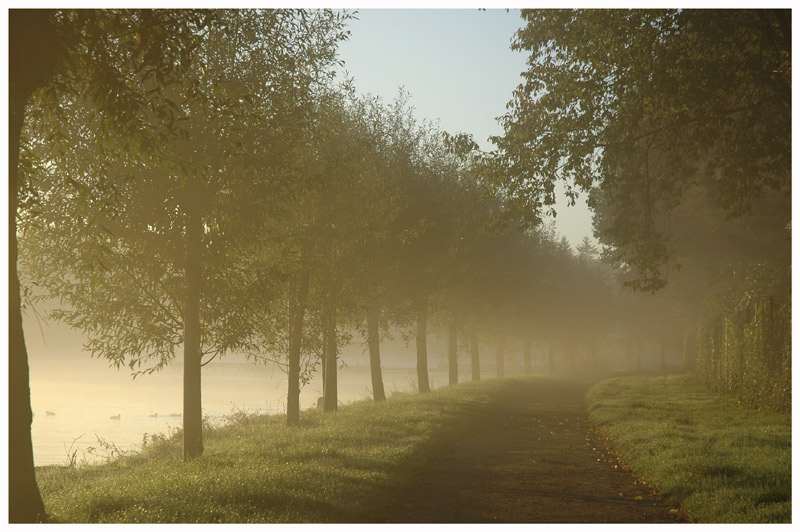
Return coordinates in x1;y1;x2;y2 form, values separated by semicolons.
24;317;471;467
30;357;438;467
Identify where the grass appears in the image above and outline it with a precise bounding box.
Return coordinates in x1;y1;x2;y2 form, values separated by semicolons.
36;378;524;523
586;374;791;523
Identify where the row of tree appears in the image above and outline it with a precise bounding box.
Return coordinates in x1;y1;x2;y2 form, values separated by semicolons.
10;9;351;522
11;9;624;523
490;9;791;405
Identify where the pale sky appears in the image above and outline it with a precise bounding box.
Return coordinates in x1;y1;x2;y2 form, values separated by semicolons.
335;8;597;248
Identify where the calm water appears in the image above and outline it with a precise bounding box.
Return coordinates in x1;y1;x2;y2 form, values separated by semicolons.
30;359;432;467
24;318;457;466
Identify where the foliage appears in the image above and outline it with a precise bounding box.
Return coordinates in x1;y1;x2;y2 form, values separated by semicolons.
29;10;216;150
496;9;791;292
19;9;352;376
587;375;791;523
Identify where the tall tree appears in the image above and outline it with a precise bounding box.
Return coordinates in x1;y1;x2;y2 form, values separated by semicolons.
495;9;790;292
274;82;393;419
10;9;215;520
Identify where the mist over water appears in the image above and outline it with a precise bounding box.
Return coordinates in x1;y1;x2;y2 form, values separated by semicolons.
24;315;467;466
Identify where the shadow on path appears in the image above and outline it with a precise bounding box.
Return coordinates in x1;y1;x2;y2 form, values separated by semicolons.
385;376;685;523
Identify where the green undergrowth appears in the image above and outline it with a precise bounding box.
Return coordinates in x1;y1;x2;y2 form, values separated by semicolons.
36;378;531;523
586;374;791;523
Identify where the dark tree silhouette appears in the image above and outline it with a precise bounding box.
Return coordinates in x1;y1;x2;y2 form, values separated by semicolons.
9;10;64;523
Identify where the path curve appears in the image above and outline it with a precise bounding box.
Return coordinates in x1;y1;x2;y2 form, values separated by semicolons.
386;376;685;523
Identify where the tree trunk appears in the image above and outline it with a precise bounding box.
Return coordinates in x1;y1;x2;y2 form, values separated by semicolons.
523;339;532;375
660;337;667;373
496;337;505;378
416;304;431;393
321;318;327;393
448;317;458;386
183;201;203;460
470;330;480;381
9;9;62;522
323;305;337;412
8;220;45;522
366;301;385;401
286;270;310;426
548;343;555;373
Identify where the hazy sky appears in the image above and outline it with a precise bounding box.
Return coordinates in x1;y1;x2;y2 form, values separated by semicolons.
335;8;597;248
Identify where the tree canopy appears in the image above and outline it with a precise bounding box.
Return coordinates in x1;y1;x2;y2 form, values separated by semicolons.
494;9;791;292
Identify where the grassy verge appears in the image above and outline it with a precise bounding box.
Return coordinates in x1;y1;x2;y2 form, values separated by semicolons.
586;374;791;523
36;378;528;523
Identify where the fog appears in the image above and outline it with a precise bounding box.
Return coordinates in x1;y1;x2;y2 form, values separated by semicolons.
23;314;511;466
24;305;686;468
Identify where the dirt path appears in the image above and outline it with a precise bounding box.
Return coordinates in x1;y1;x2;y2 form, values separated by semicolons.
386;377;685;523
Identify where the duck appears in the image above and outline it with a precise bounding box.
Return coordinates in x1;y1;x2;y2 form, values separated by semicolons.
45;411;55;416
149;413;158;418
110;414;121;420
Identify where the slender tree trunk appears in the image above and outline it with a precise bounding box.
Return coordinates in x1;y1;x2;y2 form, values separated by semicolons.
323;305;337;412
366;301;385;401
548;343;555;373
321;318;327;396
448;317;458;386
660;337;667;373
496;336;505;378
470;330;480;381
286;270;310;426
183;201;203;460
523;339;532;375
416;304;431;393
9;10;61;522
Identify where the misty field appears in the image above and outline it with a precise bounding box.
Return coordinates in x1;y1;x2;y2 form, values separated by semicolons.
587;375;791;523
